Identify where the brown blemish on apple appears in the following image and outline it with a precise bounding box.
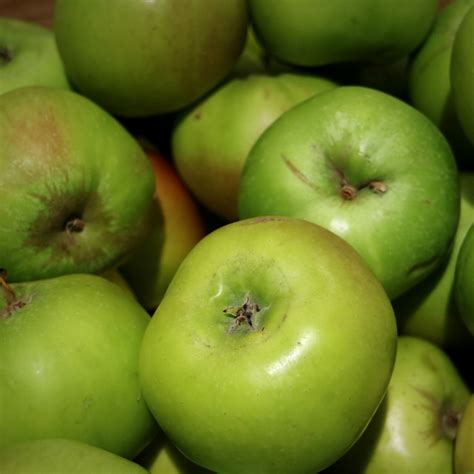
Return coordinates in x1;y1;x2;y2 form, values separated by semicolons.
240;216;288;225
281;154;318;191
0;269;30;319
0;46;13;65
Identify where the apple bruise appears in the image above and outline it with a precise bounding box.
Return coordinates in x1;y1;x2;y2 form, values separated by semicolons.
0;46;12;65
0;269;29;319
223;293;261;333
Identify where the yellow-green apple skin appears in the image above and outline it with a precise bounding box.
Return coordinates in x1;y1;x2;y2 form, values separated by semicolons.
54;0;248;117
0;274;158;458
409;0;474;162
0;18;70;96
393;172;474;349
451;4;474;145
121;150;206;311
139;216;397;473
327;336;470;474
239;86;460;300
455;395;474;474
455;224;474;335
0;439;148;474
247;0;438;67
0;85;155;283
172;72;337;222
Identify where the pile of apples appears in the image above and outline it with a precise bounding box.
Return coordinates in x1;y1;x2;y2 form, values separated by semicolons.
1;0;474;473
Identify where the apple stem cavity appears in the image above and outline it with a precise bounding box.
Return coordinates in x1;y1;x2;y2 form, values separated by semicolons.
0;269;27;319
0;46;13;65
223;293;261;333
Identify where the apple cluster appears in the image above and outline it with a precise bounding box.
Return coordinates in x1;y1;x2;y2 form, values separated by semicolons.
1;1;474;473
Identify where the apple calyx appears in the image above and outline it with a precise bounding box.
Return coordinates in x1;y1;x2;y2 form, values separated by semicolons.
0;269;27;319
223;293;261;333
64;215;85;233
0;46;12;65
440;406;462;441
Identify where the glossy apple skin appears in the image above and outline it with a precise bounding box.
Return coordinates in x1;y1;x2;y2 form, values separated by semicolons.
393;173;474;350
409;0;474;163
0;439;148;474
172;73;337;221
451;4;474;145
54;0;248;117
248;0;437;67
0;18;70;96
139;216;397;473
0;86;155;283
327;336;470;473
455;224;474;335
121;150;206;311
0;274;158;458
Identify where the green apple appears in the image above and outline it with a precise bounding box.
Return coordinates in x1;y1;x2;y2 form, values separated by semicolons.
121;149;206;312
0;438;148;474
139;216;397;473
0;85;156;283
455;395;474;474
0;17;70;96
455;224;474;335
54;0;248;117
172;72;337;221
239;86;460;300
393;172;474;350
247;0;438;67
409;0;474;163
0;272;157;458
327;336;470;473
451;3;474;145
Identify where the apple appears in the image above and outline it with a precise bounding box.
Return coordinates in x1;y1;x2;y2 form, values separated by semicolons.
451;3;474;145
326;336;470;473
0;438;148;474
247;0;438;67
455;224;474;336
0;17;70;96
239;86;460;300
0;272;157;458
53;0;248;117
455;395;474;474
121;149;207;312
409;0;474;163
0;85;156;283
393;172;474;350
139;216;397;473
172;72;337;221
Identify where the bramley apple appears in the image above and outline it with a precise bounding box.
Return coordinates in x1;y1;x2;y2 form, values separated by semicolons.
0;85;155;283
172;72;337;222
327;336;470;474
139;216;397;473
0;17;70;96
247;0;438;67
54;0;248;117
0;272;157;458
0;439;148;474
239;86;460;300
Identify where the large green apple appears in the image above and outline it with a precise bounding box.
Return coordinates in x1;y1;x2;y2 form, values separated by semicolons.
409;0;474;163
0;438;148;474
0;85;155;283
139;216;397;473
393;172;474;350
172;72;337;221
451;3;474;145
327;336;470;473
455;224;474;335
54;0;248;117
0;273;157;458
0;17;70;96
247;0;438;67
239;86;460;300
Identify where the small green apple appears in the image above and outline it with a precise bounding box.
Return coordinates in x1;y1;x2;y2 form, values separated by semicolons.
327;336;470;474
247;0;438;67
139;216;397;473
0;85;156;283
239;86;460;300
0;273;157;458
0;17;70;96
172;72;337;221
54;0;248;116
0;438;148;474
455;224;474;335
